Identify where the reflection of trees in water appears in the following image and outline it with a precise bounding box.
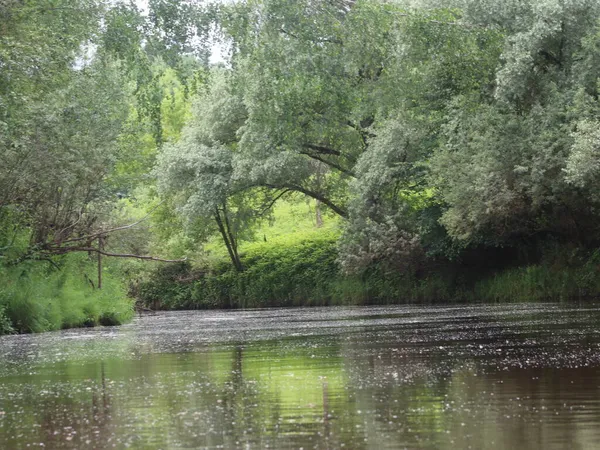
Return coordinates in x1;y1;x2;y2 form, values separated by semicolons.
219;344;258;447
443;366;600;449
340;340;450;448
200;339;360;449
341;336;600;449
6;324;600;450
33;361;117;449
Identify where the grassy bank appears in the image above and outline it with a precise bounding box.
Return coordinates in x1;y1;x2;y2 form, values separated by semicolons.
136;232;600;310
0;255;134;335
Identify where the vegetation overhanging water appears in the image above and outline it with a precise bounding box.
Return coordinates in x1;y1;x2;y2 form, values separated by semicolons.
3;0;600;332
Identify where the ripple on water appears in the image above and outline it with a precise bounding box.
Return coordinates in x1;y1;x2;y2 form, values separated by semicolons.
2;304;600;449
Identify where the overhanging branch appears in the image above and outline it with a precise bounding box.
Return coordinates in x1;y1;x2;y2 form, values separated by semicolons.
299;150;356;177
304;143;341;156
42;246;188;263
60;202;164;245
265;183;348;218
258;189;293;216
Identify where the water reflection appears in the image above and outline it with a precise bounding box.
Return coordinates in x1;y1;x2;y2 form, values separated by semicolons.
1;305;600;448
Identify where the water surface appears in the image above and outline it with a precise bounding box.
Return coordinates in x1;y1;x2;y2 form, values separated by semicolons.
1;304;600;449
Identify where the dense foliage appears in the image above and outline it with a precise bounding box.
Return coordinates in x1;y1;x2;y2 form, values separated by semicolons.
153;0;600;301
0;0;210;333
0;254;133;333
3;0;600;332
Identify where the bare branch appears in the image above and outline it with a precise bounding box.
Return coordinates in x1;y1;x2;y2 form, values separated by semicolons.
258;189;293;216
60;202;164;245
265;183;348;218
43;246;188;263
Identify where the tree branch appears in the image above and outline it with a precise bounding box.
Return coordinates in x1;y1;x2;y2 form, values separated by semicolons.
538;49;562;68
43;246;188;263
346;120;376;151
279;27;343;45
346;120;376;137
258;189;293;216
304;143;341;156
298;150;356;177
265;183;348;218
60;202;163;245
389;11;481;29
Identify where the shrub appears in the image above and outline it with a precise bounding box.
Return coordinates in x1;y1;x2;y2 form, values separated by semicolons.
0;305;15;335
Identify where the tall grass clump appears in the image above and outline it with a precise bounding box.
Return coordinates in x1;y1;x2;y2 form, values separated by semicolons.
0;254;134;334
0;305;14;335
470;262;600;303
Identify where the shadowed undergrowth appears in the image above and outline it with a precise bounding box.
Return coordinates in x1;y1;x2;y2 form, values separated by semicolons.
136;235;600;310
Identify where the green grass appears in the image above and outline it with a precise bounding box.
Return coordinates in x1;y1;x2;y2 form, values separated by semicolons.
136;200;600;309
203;199;341;261
469;263;600;303
0;254;134;334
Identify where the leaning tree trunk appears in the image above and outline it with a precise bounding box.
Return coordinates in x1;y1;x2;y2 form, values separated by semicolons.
214;204;244;272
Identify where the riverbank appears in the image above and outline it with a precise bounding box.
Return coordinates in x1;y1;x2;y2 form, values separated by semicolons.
135;234;600;310
0;255;134;335
4;234;596;336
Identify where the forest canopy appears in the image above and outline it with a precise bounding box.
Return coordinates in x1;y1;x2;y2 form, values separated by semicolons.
2;0;600;327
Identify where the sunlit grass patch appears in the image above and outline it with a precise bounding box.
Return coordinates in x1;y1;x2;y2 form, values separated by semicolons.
0;255;134;334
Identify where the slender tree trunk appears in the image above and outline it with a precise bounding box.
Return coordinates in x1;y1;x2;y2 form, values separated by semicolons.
97;236;103;289
222;203;244;271
315;200;323;228
214;206;244;272
315;163;324;228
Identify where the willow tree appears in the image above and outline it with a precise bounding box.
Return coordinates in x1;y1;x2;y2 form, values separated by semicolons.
156;69;257;271
0;1;128;261
336;2;505;271
0;0;203;267
155;0;397;268
216;0;407;218
428;0;600;249
347;0;600;268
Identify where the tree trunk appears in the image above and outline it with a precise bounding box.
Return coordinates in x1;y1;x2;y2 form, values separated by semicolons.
222;203;241;265
214;206;244;272
315;200;323;228
97;236;103;289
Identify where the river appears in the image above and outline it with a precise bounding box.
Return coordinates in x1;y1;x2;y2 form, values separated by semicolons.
1;304;600;449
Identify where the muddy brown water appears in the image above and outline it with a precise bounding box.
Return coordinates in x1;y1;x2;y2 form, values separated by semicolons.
1;304;600;449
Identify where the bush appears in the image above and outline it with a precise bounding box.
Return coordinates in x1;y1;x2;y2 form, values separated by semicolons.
194;233;341;308
136;261;196;309
136;234;600;309
0;305;14;335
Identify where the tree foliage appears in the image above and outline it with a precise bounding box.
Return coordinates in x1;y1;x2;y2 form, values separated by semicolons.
5;0;600;302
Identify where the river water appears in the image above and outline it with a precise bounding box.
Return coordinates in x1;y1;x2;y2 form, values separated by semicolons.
1;304;600;449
